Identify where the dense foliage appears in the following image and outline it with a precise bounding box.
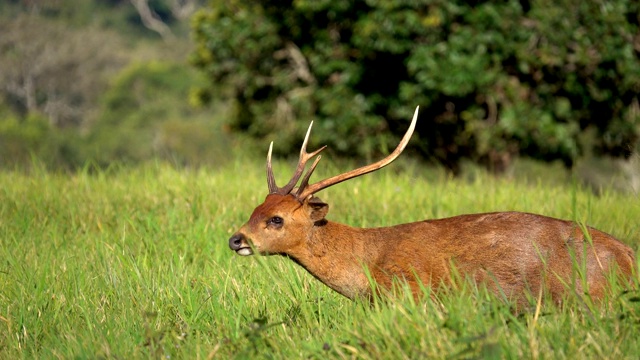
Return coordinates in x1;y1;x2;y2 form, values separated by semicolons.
192;0;640;173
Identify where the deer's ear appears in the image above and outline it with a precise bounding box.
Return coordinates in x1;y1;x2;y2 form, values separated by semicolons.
306;196;329;222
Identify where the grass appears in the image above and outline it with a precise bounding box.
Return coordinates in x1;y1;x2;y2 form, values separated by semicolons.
1;159;639;359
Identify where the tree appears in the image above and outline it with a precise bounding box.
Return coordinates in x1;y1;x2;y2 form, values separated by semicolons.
0;14;125;128
191;0;640;173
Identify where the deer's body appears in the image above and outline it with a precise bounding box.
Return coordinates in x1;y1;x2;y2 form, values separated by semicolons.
234;194;635;304
229;107;636;305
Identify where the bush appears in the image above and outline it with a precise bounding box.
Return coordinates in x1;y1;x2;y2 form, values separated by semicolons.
86;61;230;168
0;105;83;170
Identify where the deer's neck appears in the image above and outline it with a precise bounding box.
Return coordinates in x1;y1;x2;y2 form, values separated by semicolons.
287;221;384;299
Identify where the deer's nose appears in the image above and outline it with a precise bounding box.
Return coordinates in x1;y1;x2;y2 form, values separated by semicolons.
229;233;245;251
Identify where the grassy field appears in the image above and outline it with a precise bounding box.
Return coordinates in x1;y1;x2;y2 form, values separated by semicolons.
1;159;639;359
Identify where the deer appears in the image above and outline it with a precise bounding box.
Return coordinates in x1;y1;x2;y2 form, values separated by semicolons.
228;106;637;307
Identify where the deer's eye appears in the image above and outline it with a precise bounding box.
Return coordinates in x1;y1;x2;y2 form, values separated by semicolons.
267;216;284;227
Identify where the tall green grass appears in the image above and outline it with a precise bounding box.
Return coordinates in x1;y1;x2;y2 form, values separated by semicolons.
1;160;638;359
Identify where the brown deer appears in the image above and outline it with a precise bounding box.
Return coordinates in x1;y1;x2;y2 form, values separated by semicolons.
229;107;636;306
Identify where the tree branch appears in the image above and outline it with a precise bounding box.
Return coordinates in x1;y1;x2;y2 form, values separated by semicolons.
130;0;175;41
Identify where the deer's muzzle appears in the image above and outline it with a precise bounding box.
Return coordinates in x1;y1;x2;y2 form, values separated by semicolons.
228;233;253;256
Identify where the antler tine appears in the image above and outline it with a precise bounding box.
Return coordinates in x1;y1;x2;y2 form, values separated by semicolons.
278;121;327;195
298;106;419;200
266;142;279;193
295;155;322;198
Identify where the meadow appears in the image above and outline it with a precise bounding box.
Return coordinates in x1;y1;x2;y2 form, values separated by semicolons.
1;159;639;359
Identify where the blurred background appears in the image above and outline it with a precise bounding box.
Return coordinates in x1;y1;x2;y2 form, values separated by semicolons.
0;0;638;191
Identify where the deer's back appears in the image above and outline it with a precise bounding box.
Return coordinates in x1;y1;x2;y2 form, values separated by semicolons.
372;211;636;304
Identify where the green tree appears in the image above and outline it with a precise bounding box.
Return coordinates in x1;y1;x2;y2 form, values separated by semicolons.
191;0;640;173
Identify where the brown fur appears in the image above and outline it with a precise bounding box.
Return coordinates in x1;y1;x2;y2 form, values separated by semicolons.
230;194;636;305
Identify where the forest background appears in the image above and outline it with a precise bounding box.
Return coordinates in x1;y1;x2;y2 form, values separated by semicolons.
0;0;639;191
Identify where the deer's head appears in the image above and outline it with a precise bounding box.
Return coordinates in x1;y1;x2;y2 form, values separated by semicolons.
228;107;419;256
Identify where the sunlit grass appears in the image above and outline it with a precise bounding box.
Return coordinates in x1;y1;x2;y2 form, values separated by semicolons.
0;159;638;358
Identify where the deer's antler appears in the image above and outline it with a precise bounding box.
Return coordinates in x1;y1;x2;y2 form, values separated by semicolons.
266;106;419;200
266;121;327;195
297;106;419;199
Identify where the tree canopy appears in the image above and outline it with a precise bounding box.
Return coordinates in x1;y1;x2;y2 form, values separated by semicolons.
191;0;640;173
